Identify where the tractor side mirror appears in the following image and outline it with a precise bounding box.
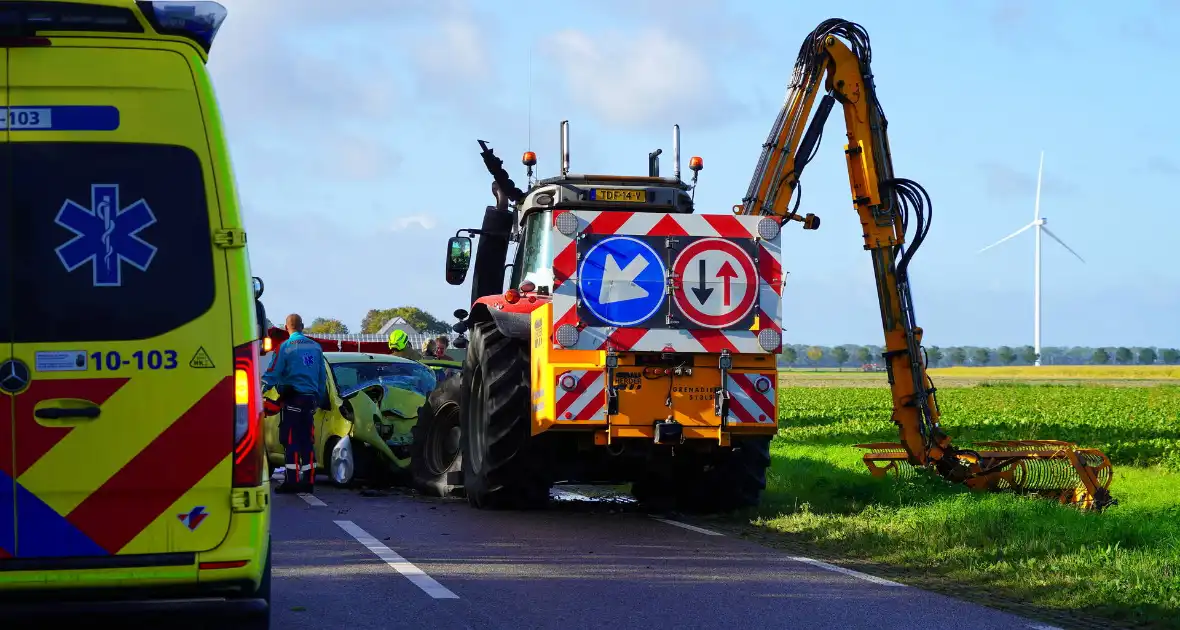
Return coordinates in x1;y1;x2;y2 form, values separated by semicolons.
252;276;264;299
445;236;473;285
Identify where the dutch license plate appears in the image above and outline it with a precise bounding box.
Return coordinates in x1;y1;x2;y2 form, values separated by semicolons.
592;188;646;203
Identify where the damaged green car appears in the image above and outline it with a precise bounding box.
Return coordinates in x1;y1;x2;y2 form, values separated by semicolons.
263;351;438;486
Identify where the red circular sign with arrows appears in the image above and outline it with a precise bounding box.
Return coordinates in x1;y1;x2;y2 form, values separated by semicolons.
671;237;758;328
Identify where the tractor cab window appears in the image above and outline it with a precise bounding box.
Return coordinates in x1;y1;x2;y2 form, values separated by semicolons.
512;210;554;291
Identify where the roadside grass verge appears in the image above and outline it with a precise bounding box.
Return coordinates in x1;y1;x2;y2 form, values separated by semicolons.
713;385;1180;628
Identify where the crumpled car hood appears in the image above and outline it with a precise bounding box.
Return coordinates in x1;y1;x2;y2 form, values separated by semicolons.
343;383;426;468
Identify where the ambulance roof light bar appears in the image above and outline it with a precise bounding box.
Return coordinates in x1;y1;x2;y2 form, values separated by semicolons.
136;1;227;53
0;1;143;40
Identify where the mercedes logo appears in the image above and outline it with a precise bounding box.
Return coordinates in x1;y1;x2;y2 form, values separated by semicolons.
0;359;30;394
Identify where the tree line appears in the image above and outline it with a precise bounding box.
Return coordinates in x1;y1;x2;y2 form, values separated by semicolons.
292;308;1178;368
779;344;1180;368
299;306;453;336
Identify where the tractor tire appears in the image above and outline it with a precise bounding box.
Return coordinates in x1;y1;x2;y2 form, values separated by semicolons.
410;374;463;497
676;436;772;513
459;321;550;510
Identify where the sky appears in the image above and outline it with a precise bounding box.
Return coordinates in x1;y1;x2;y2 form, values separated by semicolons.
205;0;1180;348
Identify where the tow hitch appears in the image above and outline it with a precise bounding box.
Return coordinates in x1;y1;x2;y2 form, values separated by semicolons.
654;419;684;445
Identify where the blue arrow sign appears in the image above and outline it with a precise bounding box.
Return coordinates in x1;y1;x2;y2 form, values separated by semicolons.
577;236;667;327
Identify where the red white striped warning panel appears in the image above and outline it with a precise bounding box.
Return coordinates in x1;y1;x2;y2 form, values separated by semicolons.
554;369;607;421
725;372;778;425
550;210;784;354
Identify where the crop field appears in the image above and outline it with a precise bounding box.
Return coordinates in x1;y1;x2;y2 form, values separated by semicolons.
779;365;1180;389
708;376;1180;628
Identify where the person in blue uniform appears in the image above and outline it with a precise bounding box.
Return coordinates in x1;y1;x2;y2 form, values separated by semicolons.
262;313;328;494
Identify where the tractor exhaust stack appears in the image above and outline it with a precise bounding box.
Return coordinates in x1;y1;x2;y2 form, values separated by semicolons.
561;120;570;175
673;124;681;180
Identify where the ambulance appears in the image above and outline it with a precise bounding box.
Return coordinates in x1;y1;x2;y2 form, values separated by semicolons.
0;1;271;625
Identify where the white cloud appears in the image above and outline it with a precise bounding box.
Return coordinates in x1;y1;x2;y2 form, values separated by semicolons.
979;161;1075;200
541;27;735;128
321;133;403;181
391;215;438;231
411;12;488;82
404;1;497;108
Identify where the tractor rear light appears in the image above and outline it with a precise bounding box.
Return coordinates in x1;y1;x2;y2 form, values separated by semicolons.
559;373;578;391
263;336;273;352
757;328;781;353
504;289;521;304
554;211;579;236
232;340;265;488
555;324;580;348
757;217;780;240
755;376;772;393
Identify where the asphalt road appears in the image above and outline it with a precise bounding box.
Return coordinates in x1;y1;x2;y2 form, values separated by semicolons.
11;480;1059;630
265;483;1051;630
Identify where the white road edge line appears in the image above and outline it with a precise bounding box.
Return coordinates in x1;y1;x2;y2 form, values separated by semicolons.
551;489;589;500
1027;625;1065;630
788;556;904;587
334;520;459;600
297;493;326;507
649;516;725;536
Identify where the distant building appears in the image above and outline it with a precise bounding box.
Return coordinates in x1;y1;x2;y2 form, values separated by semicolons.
375;316;418;337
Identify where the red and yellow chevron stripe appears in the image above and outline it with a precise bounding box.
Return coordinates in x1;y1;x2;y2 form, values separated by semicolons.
1;375;234;558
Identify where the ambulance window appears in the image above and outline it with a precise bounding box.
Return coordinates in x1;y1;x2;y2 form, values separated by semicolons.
11;142;216;343
0;147;9;342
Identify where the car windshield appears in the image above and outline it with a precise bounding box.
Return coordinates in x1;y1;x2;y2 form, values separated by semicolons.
427;363;462;384
331;361;436;398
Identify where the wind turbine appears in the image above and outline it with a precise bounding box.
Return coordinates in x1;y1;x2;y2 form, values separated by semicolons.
978;151;1085;366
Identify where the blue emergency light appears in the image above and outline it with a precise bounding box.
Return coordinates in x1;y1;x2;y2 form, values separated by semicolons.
136;1;227;52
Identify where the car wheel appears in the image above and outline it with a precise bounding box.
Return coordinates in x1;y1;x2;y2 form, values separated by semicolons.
329;436;356;486
410;374;463;497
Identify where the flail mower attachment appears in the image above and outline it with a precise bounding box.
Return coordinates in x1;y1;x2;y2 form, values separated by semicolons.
855;439;1116;511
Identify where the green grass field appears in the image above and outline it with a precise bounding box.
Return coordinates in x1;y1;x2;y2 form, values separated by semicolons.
713;369;1180;628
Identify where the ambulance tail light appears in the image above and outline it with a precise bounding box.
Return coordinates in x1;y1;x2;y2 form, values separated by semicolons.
136;1;227;53
233;340;265;488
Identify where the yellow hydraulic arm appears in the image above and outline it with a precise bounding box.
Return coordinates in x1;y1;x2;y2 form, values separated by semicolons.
736;19;1115;510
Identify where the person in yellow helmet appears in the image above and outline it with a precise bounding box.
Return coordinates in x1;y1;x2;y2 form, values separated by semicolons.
388;329;423;360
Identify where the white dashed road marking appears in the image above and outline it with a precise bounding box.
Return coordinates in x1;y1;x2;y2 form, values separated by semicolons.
646;515;902;586
1027;625;1064;630
788;556;905;587
335;520;459;600
650;516;725;536
298;493;326;507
